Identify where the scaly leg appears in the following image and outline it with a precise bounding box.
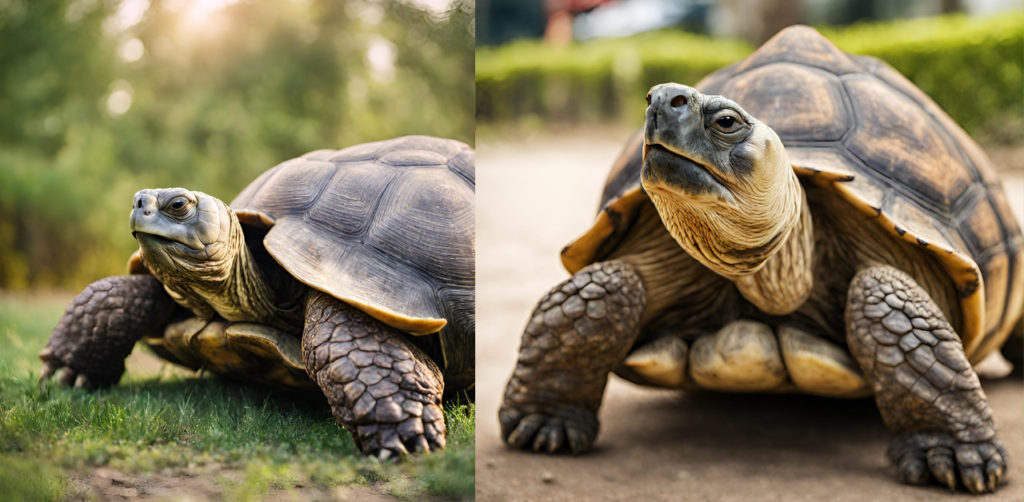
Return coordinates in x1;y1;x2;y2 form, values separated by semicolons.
846;266;1006;494
302;291;446;458
500;261;646;454
39;275;175;389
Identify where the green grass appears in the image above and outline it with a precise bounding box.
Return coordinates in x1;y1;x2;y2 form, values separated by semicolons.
0;455;74;502
0;293;475;501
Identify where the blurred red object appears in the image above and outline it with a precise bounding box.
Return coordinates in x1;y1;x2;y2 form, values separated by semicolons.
547;0;616;15
545;0;617;45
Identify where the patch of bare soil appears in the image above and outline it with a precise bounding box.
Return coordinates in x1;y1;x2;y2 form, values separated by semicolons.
63;466;407;502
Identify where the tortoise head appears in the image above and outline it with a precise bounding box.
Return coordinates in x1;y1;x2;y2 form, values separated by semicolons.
641;83;803;277
129;188;238;280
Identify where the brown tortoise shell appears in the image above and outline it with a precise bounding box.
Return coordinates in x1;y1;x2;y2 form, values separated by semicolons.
229;135;476;388
560;26;1023;364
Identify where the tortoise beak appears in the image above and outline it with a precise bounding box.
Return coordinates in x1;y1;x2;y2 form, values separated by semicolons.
129;190;206;250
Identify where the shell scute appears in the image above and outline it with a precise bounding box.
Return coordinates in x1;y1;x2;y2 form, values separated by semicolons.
252;159;335;213
377;149;449;167
731;24;861;76
717;63;851;142
960;196;1007;255
843;75;975;208
367;168;475;284
305;162;398;238
325;140;389;162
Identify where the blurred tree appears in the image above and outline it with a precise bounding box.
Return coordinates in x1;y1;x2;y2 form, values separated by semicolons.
0;0;474;290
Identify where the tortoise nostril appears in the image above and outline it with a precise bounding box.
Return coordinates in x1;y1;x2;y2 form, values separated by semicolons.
670;95;688;108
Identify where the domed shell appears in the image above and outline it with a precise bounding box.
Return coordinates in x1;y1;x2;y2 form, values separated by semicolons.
229;136;475;385
561;26;1023;363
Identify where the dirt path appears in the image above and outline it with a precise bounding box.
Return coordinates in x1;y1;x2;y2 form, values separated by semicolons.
66;466;406;502
475;129;1024;502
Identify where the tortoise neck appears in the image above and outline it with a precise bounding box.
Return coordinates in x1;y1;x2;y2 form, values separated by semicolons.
160;211;298;330
733;184;815;315
652;163;806;278
218;232;282;325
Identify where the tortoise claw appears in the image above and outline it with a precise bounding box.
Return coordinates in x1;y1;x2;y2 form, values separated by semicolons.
409;434;431;455
38;346;56;363
896;451;931;485
74;374;95;390
381;434;410;458
891;433;1007;494
927;447;957;491
58;367;78;387
38;362;58;383
38;347;60;383
500;406;598;455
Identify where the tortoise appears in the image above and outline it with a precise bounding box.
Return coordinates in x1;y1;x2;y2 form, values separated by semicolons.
499;26;1022;494
38;135;475;458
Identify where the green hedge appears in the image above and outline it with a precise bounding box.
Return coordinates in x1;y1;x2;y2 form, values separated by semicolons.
476;12;1024;141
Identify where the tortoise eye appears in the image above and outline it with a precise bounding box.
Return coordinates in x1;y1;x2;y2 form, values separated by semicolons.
168;197;190;213
646;92;651;106
712;112;743;133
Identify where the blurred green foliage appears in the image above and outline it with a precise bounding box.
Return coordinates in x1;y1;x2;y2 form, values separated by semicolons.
477;12;1023;145
0;0;475;290
477;30;751;124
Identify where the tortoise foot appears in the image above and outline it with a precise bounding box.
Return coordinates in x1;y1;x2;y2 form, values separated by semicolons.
302;291;447;458
499;403;599;454
499;261;645;455
889;432;1007;494
40;275;175;389
354;403;446;458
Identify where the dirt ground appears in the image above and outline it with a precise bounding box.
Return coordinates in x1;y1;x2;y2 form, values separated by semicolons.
66;466;407;502
474;127;1024;502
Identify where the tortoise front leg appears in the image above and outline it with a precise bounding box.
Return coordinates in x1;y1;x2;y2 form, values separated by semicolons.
846;266;1006;494
500;261;646;454
302;291;446;458
39;275;175;389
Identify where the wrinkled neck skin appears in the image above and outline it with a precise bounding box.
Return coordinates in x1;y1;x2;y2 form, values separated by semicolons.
733;189;814;315
143;211;302;331
650;150;815;315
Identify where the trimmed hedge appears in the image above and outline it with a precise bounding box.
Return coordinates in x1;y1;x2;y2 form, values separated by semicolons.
476;12;1024;141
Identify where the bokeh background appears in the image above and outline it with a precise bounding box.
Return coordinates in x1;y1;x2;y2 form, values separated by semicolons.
0;0;475;291
478;0;1022;145
475;1;1024;500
